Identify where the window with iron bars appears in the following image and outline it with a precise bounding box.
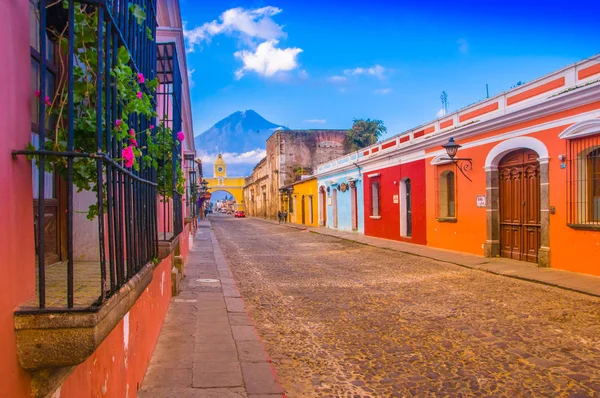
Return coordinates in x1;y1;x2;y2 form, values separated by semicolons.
156;42;184;241
184;153;197;218
16;0;161;310
566;134;600;229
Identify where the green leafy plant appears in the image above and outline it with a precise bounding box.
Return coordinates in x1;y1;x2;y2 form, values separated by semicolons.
345;118;387;151
29;2;183;219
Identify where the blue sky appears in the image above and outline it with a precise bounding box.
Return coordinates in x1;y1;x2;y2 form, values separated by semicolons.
181;0;600;169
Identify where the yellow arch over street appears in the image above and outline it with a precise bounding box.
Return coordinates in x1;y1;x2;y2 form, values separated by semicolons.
204;177;245;211
204;154;245;210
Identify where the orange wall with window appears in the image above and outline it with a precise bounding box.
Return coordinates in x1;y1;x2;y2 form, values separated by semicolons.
426;106;600;276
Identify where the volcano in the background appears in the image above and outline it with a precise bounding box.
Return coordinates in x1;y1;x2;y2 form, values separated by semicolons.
195;110;288;154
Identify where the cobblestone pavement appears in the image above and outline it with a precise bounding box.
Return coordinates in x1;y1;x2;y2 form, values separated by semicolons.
210;215;600;398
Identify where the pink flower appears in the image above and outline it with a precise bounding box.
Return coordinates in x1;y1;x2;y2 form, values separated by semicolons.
149;125;154;130
115;119;122;127
137;73;145;84
122;146;135;168
44;96;52;107
136;92;143;99
34;90;41;97
129;128;135;136
176;131;185;142
130;138;138;147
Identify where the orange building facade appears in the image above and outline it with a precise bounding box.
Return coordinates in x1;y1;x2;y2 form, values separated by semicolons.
316;55;600;277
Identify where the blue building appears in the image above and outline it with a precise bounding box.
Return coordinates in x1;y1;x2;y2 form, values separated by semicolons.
316;153;365;232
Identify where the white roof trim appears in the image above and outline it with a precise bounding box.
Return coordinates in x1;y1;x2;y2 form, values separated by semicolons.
558;118;600;140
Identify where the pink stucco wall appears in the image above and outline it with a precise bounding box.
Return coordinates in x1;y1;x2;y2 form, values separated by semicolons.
58;256;173;398
0;1;36;396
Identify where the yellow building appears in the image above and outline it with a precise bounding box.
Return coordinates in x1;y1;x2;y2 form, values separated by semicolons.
281;177;318;226
205;154;245;211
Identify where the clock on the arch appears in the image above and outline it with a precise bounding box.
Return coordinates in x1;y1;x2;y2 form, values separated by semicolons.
217;166;224;173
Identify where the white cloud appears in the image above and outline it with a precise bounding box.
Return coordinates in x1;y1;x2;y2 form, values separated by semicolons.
304;119;326;123
187;69;195;88
344;64;390;79
184;6;285;53
374;88;392;94
327;75;347;83
234;40;302;79
457;38;469;54
436;108;447;117
197;149;266;165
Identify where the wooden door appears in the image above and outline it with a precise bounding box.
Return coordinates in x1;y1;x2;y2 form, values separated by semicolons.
499;149;540;263
33;166;66;266
301;196;306;225
351;185;358;230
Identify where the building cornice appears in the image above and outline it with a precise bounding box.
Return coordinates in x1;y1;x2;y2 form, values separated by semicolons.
317;83;600;176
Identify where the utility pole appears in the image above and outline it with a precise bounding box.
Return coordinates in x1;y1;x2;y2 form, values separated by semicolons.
440;91;448;116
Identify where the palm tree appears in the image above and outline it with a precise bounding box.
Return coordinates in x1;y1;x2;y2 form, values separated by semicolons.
345;118;387;151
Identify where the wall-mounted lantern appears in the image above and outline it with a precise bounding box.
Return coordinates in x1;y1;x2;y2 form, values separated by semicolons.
440;137;473;182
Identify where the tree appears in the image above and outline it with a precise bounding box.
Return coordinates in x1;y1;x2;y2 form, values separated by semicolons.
345;118;387;151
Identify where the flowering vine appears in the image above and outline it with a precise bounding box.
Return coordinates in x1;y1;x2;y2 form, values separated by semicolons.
27;2;185;219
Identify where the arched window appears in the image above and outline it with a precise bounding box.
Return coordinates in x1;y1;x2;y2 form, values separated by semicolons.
439;170;456;218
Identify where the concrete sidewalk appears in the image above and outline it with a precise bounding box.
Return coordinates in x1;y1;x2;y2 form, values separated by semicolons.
140;220;284;398
260;218;600;298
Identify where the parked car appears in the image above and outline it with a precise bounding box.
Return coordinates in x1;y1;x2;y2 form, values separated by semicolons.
234;210;245;218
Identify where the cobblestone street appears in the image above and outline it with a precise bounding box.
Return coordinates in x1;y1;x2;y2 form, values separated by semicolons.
211;215;600;397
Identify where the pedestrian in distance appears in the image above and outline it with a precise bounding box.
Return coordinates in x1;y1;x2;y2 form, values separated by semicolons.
277;210;282;224
283;211;287;223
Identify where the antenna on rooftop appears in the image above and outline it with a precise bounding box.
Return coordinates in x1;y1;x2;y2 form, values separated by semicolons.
440;91;448;116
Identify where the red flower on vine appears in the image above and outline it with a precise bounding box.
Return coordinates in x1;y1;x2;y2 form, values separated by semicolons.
122;146;135;168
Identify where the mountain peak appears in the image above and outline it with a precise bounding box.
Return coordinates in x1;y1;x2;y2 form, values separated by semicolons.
195;110;289;154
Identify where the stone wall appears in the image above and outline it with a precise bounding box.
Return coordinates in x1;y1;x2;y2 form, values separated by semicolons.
244;129;350;220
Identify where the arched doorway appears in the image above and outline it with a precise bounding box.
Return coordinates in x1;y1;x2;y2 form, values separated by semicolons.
484;136;550;267
319;186;327;226
332;188;338;228
499;149;541;263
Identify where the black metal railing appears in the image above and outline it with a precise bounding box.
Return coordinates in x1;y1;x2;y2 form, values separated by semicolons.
156;42;183;241
15;0;158;310
184;153;197;218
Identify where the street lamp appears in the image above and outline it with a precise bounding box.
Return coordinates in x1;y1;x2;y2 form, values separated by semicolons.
442;137;461;159
440;137;473;182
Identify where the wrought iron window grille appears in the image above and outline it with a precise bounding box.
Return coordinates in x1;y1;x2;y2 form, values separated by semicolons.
14;0;160;310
